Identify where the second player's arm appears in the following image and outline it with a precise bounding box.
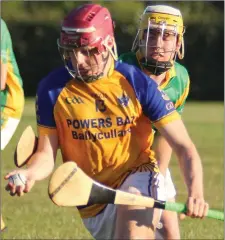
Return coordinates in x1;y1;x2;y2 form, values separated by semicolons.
157;119;204;199
152;132;173;176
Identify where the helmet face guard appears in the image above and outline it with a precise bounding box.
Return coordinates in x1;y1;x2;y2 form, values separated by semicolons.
58;38;110;83
139;22;179;75
132;6;185;75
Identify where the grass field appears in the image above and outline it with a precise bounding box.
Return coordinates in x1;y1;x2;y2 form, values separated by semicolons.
1;99;224;239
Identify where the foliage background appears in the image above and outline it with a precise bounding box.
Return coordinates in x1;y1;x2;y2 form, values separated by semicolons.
1;1;224;100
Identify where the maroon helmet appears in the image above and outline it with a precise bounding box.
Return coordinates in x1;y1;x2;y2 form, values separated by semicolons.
60;4;114;51
58;4;117;82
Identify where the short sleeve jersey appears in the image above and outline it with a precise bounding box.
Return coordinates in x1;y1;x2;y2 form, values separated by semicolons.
36;61;180;218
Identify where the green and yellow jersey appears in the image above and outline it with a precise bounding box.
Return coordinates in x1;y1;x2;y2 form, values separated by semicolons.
119;51;190;115
0;19;24;127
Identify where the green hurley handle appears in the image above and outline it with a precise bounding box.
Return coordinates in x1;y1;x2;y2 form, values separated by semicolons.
165;202;224;221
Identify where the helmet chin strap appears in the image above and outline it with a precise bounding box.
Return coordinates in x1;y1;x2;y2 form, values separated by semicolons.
75;72;104;83
139;57;173;76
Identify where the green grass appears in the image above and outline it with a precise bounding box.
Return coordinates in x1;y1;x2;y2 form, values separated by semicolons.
1;99;224;239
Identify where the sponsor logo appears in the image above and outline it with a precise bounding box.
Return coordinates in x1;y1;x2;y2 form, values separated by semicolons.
166;102;174;110
158;16;170;20
118;93;130;107
65;96;84;104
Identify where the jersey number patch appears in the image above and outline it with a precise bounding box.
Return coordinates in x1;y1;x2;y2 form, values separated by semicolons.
95;99;106;112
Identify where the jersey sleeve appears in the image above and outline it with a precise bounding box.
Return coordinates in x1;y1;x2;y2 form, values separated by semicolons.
142;84;181;128
115;62;181;128
35;67;71;136
176;77;190;115
1;19;12;64
36;80;57;136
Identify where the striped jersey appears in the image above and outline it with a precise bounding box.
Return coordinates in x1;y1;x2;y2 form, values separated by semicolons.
0;19;24;127
36;61;181;218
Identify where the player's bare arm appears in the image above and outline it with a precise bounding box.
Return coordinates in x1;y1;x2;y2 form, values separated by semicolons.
0;62;7;90
152;133;173;176
157;119;208;218
5;133;58;196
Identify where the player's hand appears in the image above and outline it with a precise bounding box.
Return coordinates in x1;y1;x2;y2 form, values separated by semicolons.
5;169;35;197
185;196;209;219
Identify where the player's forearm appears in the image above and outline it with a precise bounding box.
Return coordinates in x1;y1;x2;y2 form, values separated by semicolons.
0;63;7;90
26;151;55;181
157;149;173;176
152;134;173;176
176;142;204;197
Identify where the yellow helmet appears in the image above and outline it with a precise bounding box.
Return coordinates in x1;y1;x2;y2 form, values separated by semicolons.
132;5;185;75
140;5;184;40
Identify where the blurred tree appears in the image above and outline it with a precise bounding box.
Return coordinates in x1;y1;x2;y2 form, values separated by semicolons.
1;1;224;100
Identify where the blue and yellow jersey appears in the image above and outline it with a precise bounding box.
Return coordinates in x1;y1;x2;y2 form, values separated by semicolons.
119;51;190;114
36;61;180;218
0;19;24;127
